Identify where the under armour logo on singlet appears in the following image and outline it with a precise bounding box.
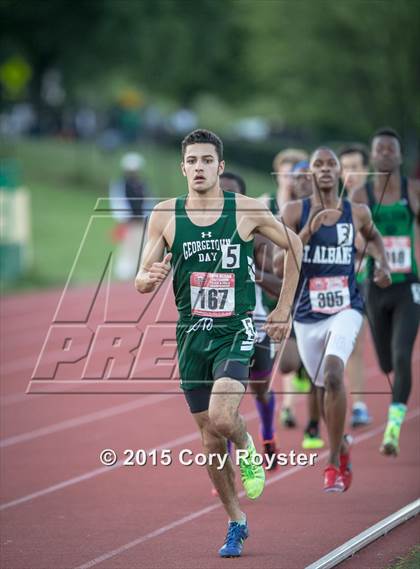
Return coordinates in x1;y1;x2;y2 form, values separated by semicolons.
201;231;212;238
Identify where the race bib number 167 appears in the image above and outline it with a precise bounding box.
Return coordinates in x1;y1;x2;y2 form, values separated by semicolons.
190;272;235;317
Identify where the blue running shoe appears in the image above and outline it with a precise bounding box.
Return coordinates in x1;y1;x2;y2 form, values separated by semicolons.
218;519;249;558
351;403;372;428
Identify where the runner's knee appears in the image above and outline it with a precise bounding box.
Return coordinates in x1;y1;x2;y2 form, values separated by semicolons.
208;408;235;437
249;379;270;400
201;429;226;454
324;369;343;393
323;358;344;393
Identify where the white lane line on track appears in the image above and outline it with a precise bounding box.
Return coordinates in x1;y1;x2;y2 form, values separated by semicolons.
0;362;393;445
73;409;420;569
2;339;140;376
3;308;143;346
1;392;33;406
2;321;170;377
0;394;177;448
5;323;416;377
2;285;121;322
0;364;417;514
0;359;415;449
0;410;257;511
76;505;223;569
5;354;413;408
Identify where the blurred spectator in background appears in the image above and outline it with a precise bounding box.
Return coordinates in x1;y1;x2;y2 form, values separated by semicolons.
74;107;97;139
263;148;309;215
117;88;144;142
0;103;36;137
290;159;312;200
339;144;370;199
339;144;372;428
168;108;197;134
109;152;149;280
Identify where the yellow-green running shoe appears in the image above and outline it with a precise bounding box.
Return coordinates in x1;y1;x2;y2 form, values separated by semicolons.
238;434;265;500
302;431;325;450
291;373;311;393
380;421;400;456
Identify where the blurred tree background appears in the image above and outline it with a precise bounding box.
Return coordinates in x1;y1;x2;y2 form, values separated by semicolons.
1;0;419;290
1;0;419;139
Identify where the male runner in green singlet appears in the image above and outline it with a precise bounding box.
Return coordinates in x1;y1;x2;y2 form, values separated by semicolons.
352;128;420;456
135;130;302;557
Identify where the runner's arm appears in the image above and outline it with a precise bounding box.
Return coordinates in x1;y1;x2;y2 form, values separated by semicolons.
408;179;420;224
270;201;302;277
409;180;420;269
252;203;302;335
134;208;171;293
356;204;391;287
254;235;282;297
254;268;282;297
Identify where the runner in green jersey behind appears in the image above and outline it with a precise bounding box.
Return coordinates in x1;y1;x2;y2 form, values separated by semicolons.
135;129;302;558
352;127;420;457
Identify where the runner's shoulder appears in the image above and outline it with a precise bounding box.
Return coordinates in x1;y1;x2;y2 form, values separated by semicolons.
350;201;371;226
257;193;271;208
153;198;177;217
351;186;368;204
236;193;268;212
150;198;176;228
153;197;177;211
281;199;303;227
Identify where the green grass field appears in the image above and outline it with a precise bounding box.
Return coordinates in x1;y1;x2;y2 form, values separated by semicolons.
387;546;420;569
1;138;276;292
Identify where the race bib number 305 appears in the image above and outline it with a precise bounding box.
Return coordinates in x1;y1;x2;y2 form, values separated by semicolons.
383;236;411;273
309;276;350;314
190;272;235;317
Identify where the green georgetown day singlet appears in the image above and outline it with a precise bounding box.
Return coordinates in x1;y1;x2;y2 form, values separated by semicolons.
366;177;418;285
170;191;257;390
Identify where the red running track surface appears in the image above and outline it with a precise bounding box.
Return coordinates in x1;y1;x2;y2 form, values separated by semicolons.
1;282;419;569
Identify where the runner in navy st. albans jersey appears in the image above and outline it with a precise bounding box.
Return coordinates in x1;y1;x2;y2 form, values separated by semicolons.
281;147;391;492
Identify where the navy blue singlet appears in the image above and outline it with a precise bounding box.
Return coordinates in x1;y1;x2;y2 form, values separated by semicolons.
294;198;364;323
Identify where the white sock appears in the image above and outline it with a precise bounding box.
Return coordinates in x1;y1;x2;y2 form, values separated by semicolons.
230;514;247;525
